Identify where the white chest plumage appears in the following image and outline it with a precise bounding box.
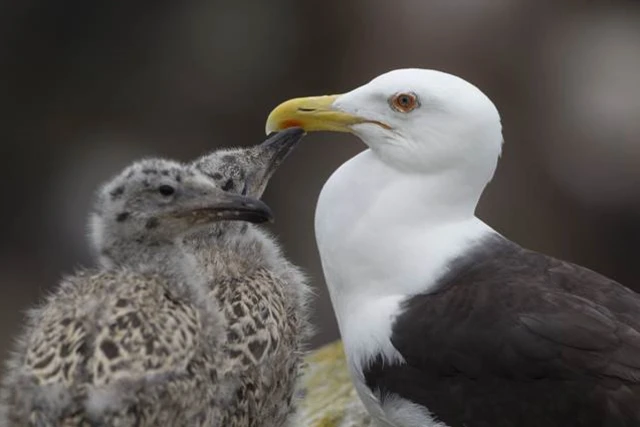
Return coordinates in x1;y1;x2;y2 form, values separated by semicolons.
314;149;493;427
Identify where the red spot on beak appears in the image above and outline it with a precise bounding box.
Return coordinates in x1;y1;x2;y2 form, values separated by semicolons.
281;119;302;129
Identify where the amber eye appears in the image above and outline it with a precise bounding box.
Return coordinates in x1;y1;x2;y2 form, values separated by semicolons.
390;92;419;113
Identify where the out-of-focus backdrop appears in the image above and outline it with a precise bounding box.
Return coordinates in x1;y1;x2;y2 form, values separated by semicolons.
1;1;639;359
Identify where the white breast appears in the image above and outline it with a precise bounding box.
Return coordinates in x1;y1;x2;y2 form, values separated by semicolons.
315;150;492;344
314;149;493;426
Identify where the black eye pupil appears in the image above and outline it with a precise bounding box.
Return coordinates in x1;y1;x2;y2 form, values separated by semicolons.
158;185;175;196
400;96;409;105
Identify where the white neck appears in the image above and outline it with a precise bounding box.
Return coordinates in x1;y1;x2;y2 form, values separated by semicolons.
314;149;495;364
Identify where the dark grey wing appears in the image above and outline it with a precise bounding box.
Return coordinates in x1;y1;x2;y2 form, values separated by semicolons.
365;237;640;427
517;294;640;381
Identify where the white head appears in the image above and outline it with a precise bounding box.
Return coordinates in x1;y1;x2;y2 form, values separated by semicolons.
266;69;503;192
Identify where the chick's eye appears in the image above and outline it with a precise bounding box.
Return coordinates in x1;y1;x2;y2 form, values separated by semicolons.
390;92;419;113
158;185;175;196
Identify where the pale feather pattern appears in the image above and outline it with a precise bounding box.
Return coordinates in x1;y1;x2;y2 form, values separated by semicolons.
0;158;247;426
294;340;374;427
179;234;312;427
1;268;230;427
190;143;313;426
205;257;308;427
1;133;311;426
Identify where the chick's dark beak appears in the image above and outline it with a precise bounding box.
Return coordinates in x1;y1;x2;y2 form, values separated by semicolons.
261;127;306;167
248;127;305;196
210;193;274;224
174;192;274;225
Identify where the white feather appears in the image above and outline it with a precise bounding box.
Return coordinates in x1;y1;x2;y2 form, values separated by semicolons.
314;69;503;427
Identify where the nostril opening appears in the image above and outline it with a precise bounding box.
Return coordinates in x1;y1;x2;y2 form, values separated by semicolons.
297;108;316;112
222;179;234;192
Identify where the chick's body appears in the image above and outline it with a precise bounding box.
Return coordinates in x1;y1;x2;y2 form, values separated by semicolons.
0;158;270;427
191;231;309;427
3;269;227;427
188;129;311;426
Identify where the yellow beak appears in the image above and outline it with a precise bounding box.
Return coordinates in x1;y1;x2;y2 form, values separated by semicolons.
265;95;389;135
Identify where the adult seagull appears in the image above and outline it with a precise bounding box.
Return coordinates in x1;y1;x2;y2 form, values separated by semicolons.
265;69;640;427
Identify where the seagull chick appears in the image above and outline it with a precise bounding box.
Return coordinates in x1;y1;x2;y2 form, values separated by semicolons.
266;69;640;427
1;159;272;427
187;127;312;427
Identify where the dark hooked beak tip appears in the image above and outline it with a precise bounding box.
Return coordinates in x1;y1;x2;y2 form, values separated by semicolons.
249;127;306;194
261;127;306;160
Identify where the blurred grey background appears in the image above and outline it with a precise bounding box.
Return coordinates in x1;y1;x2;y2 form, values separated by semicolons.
1;0;639;360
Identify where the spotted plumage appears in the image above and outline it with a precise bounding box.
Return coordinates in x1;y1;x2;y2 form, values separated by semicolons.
189;128;312;426
182;251;297;426
4;270;225;427
1;158;273;426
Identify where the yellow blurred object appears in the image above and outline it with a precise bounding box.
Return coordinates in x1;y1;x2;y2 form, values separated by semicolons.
294;340;374;427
